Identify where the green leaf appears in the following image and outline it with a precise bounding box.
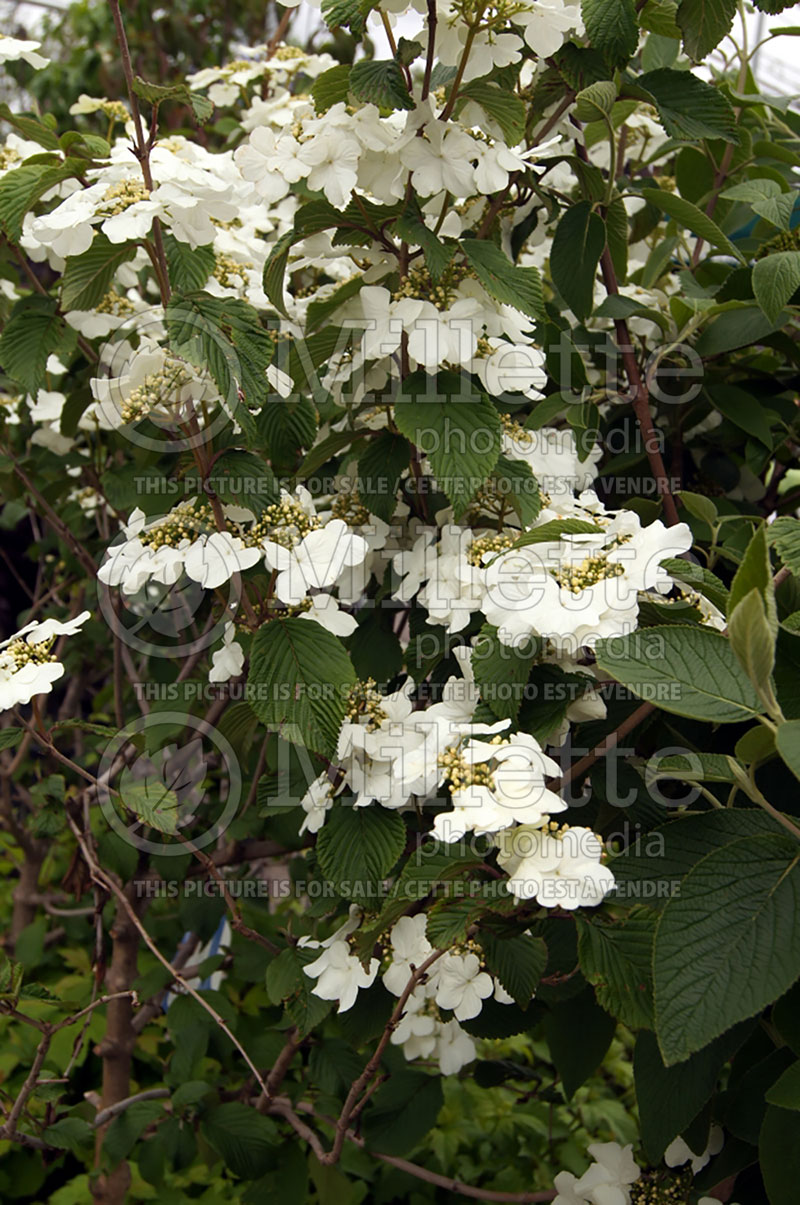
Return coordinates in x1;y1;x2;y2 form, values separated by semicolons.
394;371;502;509
549;202;606;321
653;833;800;1064
357;430;411;522
707;383;773;446
132;76;212;122
605;196;629;281
577;911;656;1029
200;1103;277;1179
472;623;538;722
261;229;296;316
575;80;618;123
729;523;776;622
753;252;800;324
120;780;181;835
768;517;800;576
104;1100;166;1165
60;235;138;312
349;59;414;111
634;1025;750;1161
722;178;794;231
163;236;215;293
508;518;604;553
640;187;743;260
458;81;526;144
0;296;73;395
362;1070;443;1155
760;1105;800;1205
486;455;541;528
311;63;352;112
728;589;776;695
582;0;639;66
776;721;800;784
209;450;279;515
43;1117;93;1156
321;0;373;36
660;557;729;612
766;1061;800;1110
0;158;86;242
695;305;787;355
166;293;273;443
544;987;617;1098
676;0;737;58
394;206;454;282
460;239;544;320
316;807;406;899
0;103;59;151
678;489;718;526
638;68;738;143
247;618;356;758
595;625;763;723
0;729;23;750
480;932;547;1008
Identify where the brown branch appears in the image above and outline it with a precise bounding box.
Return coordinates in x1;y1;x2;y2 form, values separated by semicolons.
550;701;655;794
320;948;446;1165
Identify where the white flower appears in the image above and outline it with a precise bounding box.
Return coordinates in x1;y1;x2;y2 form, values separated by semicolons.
0;36;50;69
0;610;91;712
208;623;244;684
300;593;357;637
383;916;434;996
299;130;361;208
183;532;262;589
434;952;493;1021
496;825;615;909
391;987;438;1060
516;0;583;59
399;122;478;198
573;1142;641;1205
263;519;368;605
436;1019;477;1075
433;732;566;841
299;773;334;835
664;1126;723;1175
303;938;379;1013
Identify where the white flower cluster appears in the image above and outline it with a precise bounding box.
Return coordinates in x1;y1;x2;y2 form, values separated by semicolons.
554;1142;641;1205
303;913;520;1076
0;611;91;712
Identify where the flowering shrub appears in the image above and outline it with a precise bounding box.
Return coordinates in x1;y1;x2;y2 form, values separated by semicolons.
1;0;800;1201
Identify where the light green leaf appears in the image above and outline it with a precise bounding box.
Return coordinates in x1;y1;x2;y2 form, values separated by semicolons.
766;1060;800;1110
728;588;776;695
120;780;181;835
575;80;618;122
722;178;794;230
678;489;718;526
776;721;800;784
753;251;800;324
